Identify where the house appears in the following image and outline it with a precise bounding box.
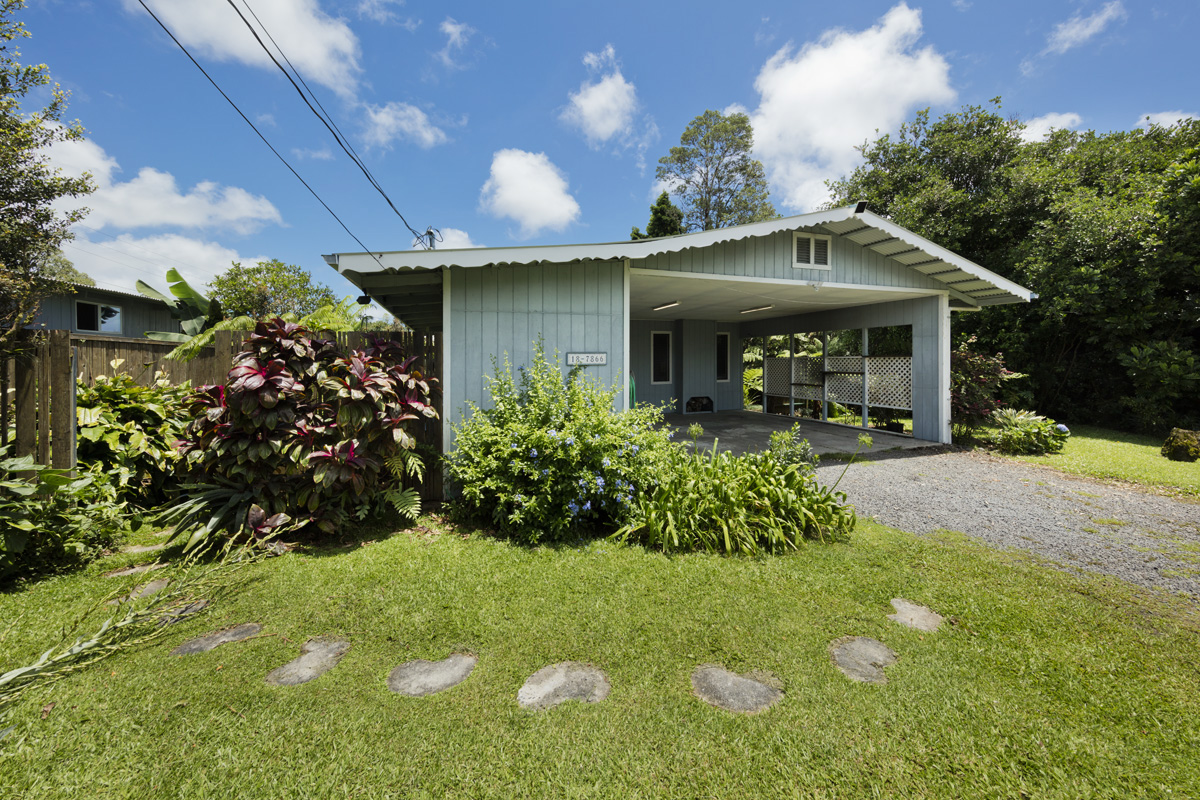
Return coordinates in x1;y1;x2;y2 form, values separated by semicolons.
323;204;1034;453
32;284;180;339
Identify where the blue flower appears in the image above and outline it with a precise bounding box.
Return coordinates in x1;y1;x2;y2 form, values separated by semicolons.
578;477;588;487
511;443;518;450
567;501;579;514
632;445;639;453
596;477;605;489
541;468;549;476
530;448;538;457
582;500;592;512
602;457;610;467
548;429;558;438
1056;424;1070;434
566;436;575;445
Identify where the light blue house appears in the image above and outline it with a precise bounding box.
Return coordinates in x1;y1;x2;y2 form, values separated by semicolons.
325;205;1033;453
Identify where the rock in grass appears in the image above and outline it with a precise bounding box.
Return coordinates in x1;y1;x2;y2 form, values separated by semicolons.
1161;428;1200;462
690;665;783;713
120;543;166;554
156;600;209;627
106;577;171;605
517;662;610;710
387;654;477;696
829;636;897;684
887;598;944;632
265;638;350;686
172;623;262;656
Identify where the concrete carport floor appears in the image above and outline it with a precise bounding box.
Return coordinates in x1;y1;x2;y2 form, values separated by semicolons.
662;410;941;457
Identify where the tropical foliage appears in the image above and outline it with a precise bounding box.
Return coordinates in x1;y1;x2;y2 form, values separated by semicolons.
988;409;1070;456
206;259;338;320
163;320;436;550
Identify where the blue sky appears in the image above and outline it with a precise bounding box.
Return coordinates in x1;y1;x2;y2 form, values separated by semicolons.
27;0;1199;301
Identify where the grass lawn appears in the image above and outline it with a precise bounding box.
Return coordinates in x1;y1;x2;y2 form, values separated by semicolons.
2;518;1199;799
999;424;1200;497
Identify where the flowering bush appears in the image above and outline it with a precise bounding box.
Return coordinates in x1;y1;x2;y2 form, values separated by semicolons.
164;320;436;550
446;344;676;543
989;408;1070;455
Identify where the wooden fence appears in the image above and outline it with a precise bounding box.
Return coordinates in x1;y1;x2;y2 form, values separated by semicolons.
0;328;443;500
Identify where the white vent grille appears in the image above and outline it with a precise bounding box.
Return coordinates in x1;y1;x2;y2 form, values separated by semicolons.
793;232;832;270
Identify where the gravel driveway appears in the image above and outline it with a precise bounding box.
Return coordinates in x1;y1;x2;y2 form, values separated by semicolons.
816;449;1200;598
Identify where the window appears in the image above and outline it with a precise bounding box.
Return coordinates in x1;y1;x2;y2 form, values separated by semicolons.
651;331;672;384
716;332;730;382
793;232;832;270
76;301;122;334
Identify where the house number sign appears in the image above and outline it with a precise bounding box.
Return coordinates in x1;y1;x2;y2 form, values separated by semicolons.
566;352;607;366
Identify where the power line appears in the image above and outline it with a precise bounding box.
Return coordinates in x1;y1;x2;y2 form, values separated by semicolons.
134;0;386;269
224;0;428;247
72;224;220;276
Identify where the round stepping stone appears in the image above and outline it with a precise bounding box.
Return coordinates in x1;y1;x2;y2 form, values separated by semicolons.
691;665;783;714
265;638;350;686
517;662;610;710
120;543;166;554
157;600;209;627
829;636;898;685
387;653;477;696
103;562;165;578
171;623;262;656
887;598;944;632
107;577;170;605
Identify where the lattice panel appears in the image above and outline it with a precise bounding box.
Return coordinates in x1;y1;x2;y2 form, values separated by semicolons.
866;356;912;410
826;373;863;405
764;357;823;400
763;358;791;396
825;355;863;374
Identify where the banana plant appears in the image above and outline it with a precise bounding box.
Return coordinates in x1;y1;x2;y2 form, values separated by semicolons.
136;268;224;342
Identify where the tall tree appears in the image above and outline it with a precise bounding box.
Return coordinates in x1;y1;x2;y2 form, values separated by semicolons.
207;259;337;320
630;191;685;240
44;250;93;286
0;0;94;357
655;110;777;231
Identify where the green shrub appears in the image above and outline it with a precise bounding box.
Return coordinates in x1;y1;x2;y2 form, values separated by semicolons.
75;361;192;508
447;345;677;544
951;336;1014;437
989;408;1070;455
164;320;436;550
1;453;126;584
766;423;819;472
614;430;854;555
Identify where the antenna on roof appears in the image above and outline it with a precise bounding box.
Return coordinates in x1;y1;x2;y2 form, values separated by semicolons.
424;227;443;250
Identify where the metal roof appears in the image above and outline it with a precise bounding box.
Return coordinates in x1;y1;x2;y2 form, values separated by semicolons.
325;205;1035;308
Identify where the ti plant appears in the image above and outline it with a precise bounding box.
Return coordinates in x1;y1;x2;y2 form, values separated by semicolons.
164;319;436;550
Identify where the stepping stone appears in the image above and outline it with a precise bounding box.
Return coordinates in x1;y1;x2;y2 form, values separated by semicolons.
691;665;783;714
157;600;209;627
171;622;262;656
517;662;610;710
106;577;170;605
829;636;898;685
387;654;477;696
120;543;166;554
887;598;943;632
265;638;350;686
153;529;174;538
103;563;165;578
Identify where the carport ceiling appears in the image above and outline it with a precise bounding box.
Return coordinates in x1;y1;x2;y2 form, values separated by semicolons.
630;272;938;323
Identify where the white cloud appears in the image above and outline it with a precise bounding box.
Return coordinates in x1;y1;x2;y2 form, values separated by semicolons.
292;146;335;160
48;134;282;234
357;0;419;30
1044;2;1126;55
436;17;475;70
256;112;277;127
1136;110;1197;129
1020;112;1082;141
479;149;580;238
952;0;971;10
61;232;271;296
561;45;639;147
362;102;448;149
750;3;955;211
126;0;361;99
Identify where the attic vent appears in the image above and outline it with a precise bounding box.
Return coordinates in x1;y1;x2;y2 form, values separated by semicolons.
793;232;832;270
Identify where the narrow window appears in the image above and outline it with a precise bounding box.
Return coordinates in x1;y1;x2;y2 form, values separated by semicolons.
716;332;730;382
651;331;672;384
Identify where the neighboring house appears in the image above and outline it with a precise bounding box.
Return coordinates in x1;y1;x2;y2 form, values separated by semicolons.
32;284;180;339
324;204;1034;452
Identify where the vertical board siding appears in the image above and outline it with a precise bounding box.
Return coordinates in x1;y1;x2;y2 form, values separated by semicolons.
630;320;744;413
628;229;947;291
680;319;717;411
33;291;179;339
715;324;744;411
447;261;626;437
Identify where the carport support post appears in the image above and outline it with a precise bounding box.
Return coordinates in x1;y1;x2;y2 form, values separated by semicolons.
860;327;869;429
820;331;829;422
788;333;796;417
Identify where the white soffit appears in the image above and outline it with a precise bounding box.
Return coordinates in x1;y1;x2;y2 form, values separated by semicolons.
328;205;1034;307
